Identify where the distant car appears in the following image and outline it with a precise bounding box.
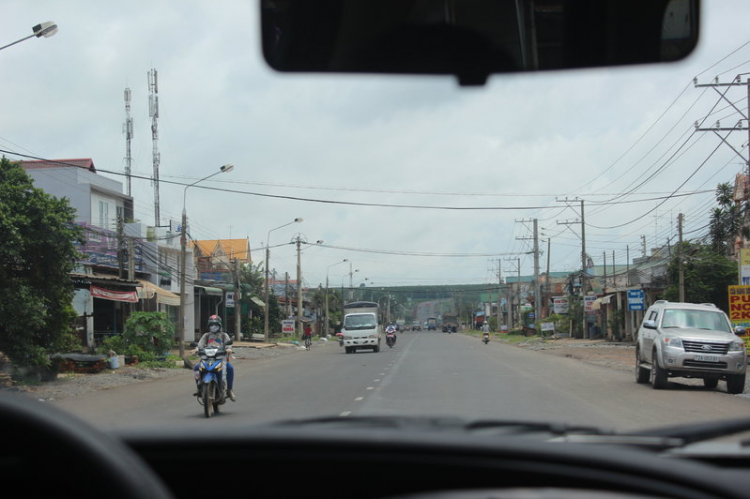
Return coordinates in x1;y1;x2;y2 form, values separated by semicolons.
411;321;421;331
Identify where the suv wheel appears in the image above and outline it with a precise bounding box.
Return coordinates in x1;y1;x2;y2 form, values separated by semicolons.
635;349;649;384
726;373;746;394
651;353;668;389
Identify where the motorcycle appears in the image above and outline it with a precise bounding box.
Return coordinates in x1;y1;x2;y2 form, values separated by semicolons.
482;333;490;345
386;331;397;348
195;346;229;418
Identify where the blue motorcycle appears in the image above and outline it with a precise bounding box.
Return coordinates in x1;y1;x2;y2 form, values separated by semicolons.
195;347;228;418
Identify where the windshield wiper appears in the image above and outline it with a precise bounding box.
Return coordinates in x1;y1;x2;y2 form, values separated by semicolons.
272;416;750;451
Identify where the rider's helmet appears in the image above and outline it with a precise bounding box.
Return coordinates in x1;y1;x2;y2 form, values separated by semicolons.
207;315;222;333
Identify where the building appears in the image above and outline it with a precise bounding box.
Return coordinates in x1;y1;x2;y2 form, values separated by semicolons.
20;158;190;348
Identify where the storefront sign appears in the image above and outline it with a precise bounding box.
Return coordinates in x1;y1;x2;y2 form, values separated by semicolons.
553;296;569;314
281;320;295;334
729;285;750;328
584;295;597;313
90;285;138;303
627;289;645;311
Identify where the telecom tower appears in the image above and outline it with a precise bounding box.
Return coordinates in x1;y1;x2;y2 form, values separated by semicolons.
123;88;133;197
148;69;161;227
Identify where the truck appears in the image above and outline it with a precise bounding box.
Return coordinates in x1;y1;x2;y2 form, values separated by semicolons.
341;301;381;354
442;314;458;333
427;317;437;331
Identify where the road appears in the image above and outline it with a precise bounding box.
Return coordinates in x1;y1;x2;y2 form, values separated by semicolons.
53;331;750;432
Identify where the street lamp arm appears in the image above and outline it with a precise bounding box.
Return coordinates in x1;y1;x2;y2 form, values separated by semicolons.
0;22;58;52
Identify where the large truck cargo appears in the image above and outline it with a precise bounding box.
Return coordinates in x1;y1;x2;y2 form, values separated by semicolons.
341;301;381;354
427;317;437;331
442;314;458;333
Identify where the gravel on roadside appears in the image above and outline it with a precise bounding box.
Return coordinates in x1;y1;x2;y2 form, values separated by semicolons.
0;341;313;402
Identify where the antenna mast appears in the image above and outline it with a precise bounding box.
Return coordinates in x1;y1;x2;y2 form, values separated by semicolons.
148;69;161;226
123;87;133;197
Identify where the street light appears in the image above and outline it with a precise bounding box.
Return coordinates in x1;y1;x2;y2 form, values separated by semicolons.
296;238;323;339
325;259;348;337
178;164;234;359
263;217;303;341
0;22;58;52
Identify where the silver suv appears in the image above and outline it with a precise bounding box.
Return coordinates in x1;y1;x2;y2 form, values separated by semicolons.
635;301;747;393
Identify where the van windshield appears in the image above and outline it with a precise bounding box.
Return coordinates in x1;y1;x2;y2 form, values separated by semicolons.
344;314;377;331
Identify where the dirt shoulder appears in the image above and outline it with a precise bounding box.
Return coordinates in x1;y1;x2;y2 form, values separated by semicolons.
0;340;310;402
499;337;635;372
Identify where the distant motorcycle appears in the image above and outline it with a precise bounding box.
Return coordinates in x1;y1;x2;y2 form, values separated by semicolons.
195;346;229;418
482;333;489;345
386;331;397;348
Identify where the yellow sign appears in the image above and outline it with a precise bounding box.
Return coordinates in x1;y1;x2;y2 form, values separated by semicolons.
729;285;750;324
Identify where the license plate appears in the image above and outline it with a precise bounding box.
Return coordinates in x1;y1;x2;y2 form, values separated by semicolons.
694;354;720;362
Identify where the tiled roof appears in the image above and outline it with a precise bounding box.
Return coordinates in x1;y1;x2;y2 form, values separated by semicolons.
19;158;96;173
192;238;251;263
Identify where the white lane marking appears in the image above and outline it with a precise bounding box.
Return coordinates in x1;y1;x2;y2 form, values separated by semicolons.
340;411;351;417
355;397;364;401
374;379;381;382
366;386;374;390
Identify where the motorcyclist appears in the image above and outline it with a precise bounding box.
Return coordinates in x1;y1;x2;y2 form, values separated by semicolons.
482;321;490;342
385;324;397;344
193;315;235;401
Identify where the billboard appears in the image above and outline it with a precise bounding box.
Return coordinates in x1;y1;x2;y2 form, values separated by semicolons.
728;285;750;327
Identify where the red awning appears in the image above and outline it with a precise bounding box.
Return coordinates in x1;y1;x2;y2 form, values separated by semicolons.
91;285;138;303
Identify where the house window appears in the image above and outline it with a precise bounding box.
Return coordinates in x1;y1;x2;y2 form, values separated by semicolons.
99;201;110;229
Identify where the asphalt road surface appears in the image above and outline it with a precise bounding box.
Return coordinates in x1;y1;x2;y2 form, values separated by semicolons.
53;331;750;432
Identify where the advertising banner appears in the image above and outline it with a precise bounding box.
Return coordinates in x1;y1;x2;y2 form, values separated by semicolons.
741;249;750;285
584;295;597;313
729;285;750;327
90;285;138;303
281;320;295;334
553;296;569;314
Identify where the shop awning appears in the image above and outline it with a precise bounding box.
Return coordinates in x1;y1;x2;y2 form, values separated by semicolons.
251;297;266;308
137;280;181;307
195;285;223;296
592;294;615;310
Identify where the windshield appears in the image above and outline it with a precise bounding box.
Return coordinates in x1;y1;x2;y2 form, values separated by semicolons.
4;1;750;440
661;309;733;333
344;314;377;330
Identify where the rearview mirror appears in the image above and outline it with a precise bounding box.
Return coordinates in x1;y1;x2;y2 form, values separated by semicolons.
261;0;699;86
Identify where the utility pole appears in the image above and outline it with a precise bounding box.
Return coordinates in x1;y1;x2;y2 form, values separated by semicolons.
515;218;540;324
678;213;685;302
694;76;750;205
295;236;303;339
557;198;587;338
234;258;241;340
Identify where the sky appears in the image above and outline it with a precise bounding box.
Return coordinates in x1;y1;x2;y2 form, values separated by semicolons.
3;1;750;291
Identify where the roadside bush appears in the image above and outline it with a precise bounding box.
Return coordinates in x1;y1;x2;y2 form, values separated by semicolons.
122;312;175;356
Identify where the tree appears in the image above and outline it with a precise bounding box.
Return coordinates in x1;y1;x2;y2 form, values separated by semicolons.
709;182;747;256
239;262;283;336
0;157;83;368
666;241;736;312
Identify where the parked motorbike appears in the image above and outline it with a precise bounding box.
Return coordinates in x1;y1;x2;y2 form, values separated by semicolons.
195;347;229;418
386;331;396;348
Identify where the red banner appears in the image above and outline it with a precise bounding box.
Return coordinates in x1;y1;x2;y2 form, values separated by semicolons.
90;285;138;303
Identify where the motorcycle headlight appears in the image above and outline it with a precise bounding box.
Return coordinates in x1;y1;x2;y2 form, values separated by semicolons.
663;337;683;349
